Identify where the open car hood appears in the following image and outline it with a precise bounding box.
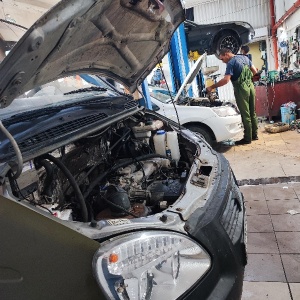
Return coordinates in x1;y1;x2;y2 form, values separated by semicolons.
173;53;207;103
0;0;184;108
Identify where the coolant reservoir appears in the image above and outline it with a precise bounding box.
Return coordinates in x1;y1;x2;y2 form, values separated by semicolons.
132;120;164;140
153;130;166;156
166;131;181;162
132;120;163;134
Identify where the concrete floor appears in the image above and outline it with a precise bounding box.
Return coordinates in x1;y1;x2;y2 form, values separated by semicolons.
216;123;300;299
217;122;300;185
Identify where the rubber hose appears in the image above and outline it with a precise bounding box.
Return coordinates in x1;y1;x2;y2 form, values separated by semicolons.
84;153;169;199
41;153;88;222
37;159;54;198
62;127;131;197
0;120;23;179
78;127;131;184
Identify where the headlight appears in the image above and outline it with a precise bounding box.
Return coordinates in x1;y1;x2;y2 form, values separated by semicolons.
212;106;239;117
93;231;211;300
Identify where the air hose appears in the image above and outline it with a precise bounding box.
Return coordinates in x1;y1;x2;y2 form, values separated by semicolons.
0;120;23;179
40;153;88;222
83;153;169;200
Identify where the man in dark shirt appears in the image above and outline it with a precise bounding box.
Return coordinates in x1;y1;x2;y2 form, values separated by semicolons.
207;48;258;145
241;45;249;56
240;45;253;61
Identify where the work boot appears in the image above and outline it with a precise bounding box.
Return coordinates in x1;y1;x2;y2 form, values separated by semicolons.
235;138;251;145
252;135;259;140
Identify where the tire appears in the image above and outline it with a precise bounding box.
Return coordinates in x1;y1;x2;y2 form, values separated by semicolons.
186;125;214;146
214;31;241;58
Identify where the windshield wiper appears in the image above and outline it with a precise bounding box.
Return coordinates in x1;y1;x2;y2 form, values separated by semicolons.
2;97;116;127
64;86;107;95
2;107;65;126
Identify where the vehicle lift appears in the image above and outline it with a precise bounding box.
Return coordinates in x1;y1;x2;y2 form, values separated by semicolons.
142;23;206;108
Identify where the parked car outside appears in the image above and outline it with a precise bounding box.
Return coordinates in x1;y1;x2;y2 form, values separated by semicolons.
0;1;246;300
185;20;255;57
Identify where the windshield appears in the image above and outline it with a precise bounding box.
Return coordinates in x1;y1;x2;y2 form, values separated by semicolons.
22;75;119;98
148;86;177;104
1;75;121;117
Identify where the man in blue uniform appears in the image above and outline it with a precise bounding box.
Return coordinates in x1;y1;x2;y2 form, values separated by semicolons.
207;48;258;145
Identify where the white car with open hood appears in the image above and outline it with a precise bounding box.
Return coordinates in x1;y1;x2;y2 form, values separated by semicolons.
149;55;243;145
0;1;246;300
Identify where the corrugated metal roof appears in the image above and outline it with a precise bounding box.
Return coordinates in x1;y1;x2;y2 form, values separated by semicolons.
274;0;286;22
184;0;218;9
274;0;299;22
284;0;298;11
284;8;300;33
193;0;270;30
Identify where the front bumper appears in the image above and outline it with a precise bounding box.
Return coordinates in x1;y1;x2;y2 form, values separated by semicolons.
183;154;246;300
215;115;243;142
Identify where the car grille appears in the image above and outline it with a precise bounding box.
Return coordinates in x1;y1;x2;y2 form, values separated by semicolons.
220;190;243;242
11;112;108;152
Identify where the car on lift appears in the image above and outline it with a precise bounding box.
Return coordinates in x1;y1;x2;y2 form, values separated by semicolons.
184;20;255;56
0;1;246;300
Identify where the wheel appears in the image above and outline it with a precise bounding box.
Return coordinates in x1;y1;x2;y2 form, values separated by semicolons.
186;125;214;146
214;31;241;57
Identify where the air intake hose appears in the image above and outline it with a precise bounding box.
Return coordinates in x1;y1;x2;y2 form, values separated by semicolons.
105;185;131;217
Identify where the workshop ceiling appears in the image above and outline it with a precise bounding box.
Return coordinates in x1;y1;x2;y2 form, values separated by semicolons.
0;0;59;42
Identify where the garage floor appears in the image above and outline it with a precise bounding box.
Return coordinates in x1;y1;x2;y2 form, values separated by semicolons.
240;183;300;299
217;122;300;185
216;123;300;300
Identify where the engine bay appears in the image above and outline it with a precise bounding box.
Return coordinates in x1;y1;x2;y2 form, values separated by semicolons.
7;112;198;223
177;96;235;107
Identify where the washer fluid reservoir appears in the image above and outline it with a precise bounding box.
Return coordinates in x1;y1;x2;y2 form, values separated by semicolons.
153;130;166;156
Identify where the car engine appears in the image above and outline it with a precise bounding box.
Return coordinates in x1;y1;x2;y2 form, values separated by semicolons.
178;96;231;107
9;113;197;223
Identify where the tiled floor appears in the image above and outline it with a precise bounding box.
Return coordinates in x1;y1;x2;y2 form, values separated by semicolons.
240;183;300;300
215;122;300;298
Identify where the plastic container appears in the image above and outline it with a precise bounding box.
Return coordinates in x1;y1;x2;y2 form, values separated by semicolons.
281;106;296;124
166;131;181;162
133;120;164;142
153;130;166;156
132;120;163;135
205;78;216;92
